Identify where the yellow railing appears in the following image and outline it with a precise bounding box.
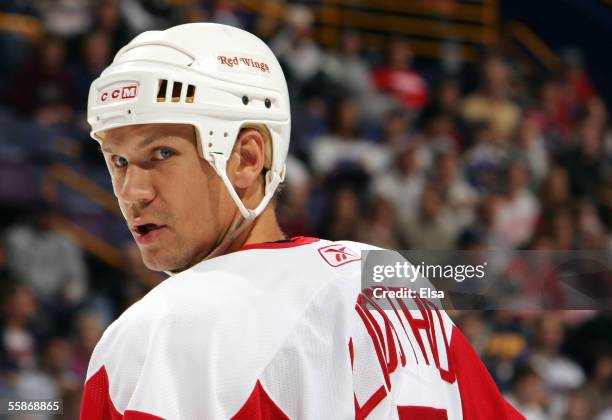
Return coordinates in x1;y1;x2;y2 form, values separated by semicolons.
238;0;498;62
504;21;562;71
0;13;43;42
41;164;122;267
42;164;121;217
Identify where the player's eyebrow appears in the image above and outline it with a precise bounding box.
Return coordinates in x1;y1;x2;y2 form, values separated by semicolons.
100;132;181;154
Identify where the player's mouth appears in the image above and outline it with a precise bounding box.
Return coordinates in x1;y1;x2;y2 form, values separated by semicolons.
132;223;167;245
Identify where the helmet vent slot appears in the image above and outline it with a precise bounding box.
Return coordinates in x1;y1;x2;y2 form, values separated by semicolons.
171;82;182;103
157;79;168;102
186;84;196;103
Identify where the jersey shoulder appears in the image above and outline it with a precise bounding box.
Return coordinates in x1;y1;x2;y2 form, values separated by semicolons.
85;237;380;416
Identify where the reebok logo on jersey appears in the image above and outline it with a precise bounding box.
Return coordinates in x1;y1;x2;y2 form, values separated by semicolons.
317;244;360;267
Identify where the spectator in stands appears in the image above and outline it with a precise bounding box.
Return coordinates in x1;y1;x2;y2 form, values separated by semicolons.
561;118;605;199
463;121;507;193
378;108;412;149
430;150;477;229
7;36;77;125
210;0;244;29
584;96;609;136
70;312;103;382
72;31;112;113
544;207;576;250
420;110;461;157
581;351;612;416
277;156;315;238
401;184;460;249
4;206;88;309
456;312;490;356
462;194;510;250
529;314;585;392
310;96;389;177
112;0;170;34
496;161;540;248
356;196;402;249
93;0;131;53
561;49;596;112
41;337;81;404
36;0;93;38
564;389;594;420
508;114;550;184
538;166;571;217
536;79;572;149
172;2;210;26
462;53;520;141
504;364;550;420
419;78;467;150
372;143;425;225
372;38;429;112
318;187;361;242
325;31;390;119
270;5;326;98
0;283;40;372
576;200;608;249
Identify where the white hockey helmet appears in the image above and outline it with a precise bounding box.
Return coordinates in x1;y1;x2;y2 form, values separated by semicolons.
87;23;290;220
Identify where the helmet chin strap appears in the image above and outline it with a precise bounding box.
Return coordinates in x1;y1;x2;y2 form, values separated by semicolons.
210;152;281;221
164;152;281;276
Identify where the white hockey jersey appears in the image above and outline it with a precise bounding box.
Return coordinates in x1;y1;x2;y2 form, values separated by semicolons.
80;237;523;420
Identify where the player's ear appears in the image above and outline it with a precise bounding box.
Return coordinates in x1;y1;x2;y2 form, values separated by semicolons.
229;128;265;189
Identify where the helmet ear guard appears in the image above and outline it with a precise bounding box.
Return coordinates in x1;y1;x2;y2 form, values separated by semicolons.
87;23;291;222
196;120;285;220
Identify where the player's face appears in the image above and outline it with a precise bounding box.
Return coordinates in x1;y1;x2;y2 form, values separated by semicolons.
100;123;234;272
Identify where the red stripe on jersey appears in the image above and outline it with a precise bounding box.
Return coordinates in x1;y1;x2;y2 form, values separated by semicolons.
80;366;163;420
240;236;320;251
231;380;289;420
449;327;525;420
397;406;448;419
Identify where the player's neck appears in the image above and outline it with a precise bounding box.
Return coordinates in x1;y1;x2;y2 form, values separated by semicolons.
227;203;285;253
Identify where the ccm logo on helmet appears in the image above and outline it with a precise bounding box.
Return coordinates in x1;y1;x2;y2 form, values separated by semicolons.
100;85;138;103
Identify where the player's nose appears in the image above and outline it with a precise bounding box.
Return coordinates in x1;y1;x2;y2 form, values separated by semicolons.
117;165;156;204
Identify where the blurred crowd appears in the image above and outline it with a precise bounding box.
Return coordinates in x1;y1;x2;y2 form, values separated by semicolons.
0;1;610;419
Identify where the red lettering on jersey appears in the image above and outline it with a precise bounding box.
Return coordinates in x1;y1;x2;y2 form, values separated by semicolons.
395;294;456;384
351;291;459;419
111;89;120;99
358;293;407;375
355;386;387;420
381;289;420;364
101;92;108;102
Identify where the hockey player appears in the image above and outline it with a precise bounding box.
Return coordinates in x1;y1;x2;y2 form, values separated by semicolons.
80;23;523;419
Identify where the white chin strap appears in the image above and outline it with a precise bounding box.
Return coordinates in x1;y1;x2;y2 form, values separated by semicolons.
210;152;282;221
165;152;282;276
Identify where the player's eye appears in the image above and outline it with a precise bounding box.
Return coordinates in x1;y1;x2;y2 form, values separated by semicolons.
153;147;174;160
111;155;128;168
